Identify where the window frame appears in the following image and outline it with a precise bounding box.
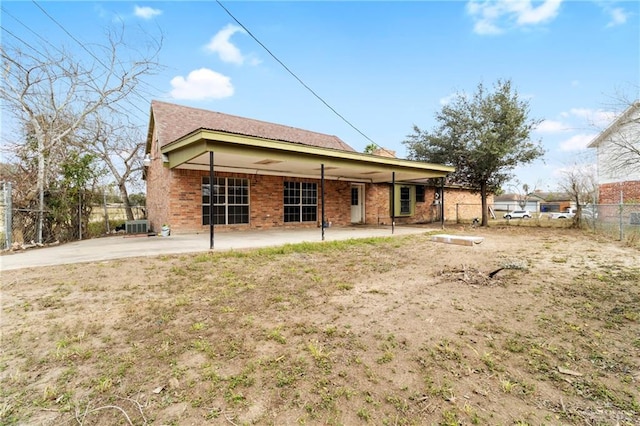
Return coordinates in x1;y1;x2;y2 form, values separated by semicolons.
284;181;318;223
202;176;250;226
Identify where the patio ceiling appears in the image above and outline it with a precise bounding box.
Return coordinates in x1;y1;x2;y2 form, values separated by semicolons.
161;129;454;183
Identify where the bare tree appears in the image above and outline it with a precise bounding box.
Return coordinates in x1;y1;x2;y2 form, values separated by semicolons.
509;180;541;210
1;26;161;242
557;164;598;227
79;117;145;221
590;87;640;179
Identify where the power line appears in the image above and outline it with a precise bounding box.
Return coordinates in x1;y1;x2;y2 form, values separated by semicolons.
215;0;381;150
28;1;154;120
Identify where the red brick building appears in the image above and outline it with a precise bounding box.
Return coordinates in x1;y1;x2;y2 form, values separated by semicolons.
145;101;476;235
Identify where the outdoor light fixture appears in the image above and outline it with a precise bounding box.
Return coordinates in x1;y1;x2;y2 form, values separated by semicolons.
143;153;169;167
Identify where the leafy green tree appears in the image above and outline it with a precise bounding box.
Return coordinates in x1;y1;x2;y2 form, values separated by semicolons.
404;79;544;226
47;151;102;241
363;143;378;154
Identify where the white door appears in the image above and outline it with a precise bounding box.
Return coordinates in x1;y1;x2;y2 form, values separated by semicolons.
350;185;364;223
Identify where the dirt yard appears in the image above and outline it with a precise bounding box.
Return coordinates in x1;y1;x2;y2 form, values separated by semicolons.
1;226;639;425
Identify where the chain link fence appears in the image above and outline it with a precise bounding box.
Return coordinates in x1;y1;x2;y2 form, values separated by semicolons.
1;182;145;250
583;203;640;244
453;202;640;246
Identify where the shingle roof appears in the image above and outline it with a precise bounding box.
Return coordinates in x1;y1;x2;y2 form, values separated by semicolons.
150;100;355;152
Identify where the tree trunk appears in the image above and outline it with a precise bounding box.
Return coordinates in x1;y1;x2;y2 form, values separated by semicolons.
119;182;134;221
480;182;489;227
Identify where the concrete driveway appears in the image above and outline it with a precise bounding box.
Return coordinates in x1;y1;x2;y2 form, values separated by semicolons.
0;225;438;271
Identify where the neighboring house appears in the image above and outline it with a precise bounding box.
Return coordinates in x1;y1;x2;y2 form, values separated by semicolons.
493;193;542;213
534;191;575;213
144;101;462;235
587;101;640;204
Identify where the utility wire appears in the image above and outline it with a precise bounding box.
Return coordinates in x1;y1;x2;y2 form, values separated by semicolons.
28;1;152;120
215;0;381;150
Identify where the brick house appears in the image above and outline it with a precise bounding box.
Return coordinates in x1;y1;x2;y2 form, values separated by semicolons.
144;101;478;235
588;101;640;204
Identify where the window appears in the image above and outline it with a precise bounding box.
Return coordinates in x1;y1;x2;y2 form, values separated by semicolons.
202;177;249;225
400;187;411;215
351;187;359;206
284;181;317;222
416;185;425;203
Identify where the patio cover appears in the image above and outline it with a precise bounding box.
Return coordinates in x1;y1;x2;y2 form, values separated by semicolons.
160;129;454;183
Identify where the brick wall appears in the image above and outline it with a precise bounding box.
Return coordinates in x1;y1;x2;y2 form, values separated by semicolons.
364;184;489;225
599;180;640;204
442;187;487;222
154;170;355;233
145;128;171;233
147;163;490;233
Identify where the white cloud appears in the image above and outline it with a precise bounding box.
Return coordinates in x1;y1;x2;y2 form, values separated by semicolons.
170;68;234;100
606;7;628;27
566;108;616;127
439;93;457;105
466;0;563;35
134;5;162;20
559;133;598;151
205;24;247;65
552;162;597;179
536;119;570;133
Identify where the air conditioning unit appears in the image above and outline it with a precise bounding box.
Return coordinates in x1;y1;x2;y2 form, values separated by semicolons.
125;220;149;234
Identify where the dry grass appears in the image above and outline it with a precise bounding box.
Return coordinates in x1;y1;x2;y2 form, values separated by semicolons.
1;227;639;425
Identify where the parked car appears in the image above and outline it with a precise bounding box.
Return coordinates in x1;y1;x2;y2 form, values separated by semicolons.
504;210;532;219
549;208;577;219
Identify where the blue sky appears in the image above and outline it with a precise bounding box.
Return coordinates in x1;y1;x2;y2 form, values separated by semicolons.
2;0;639;191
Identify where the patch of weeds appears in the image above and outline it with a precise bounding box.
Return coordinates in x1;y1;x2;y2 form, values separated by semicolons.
385;394;409;413
95;376;113;393
223;339;243;359
376;351;394;364
357;407;371;421
40;295;63;309
275;363;304;388
191;338;212;353
431;338;462;362
474;320;507;335
307;340;331;372
227;365;255;390
175;295;190;307
500;378;517;393
169;266;187;276
424;375;454;400
191;322;205;331
267;327;287;344
573;379;638;411
336;282;354;290
462;401;481;424
440;408;460;426
324;326;338;337
481;352;501;372
504;335;527;353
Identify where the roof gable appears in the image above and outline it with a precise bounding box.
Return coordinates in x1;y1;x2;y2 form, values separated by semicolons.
149;100;355;152
587;101;640;148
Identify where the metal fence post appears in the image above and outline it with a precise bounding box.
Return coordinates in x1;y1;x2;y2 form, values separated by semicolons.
2;182;12;249
619;191;624;241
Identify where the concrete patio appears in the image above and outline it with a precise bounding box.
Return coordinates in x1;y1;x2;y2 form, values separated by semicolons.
1;225;441;271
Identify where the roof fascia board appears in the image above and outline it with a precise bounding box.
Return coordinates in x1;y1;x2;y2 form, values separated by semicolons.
587;101;640;148
162;129;454;174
